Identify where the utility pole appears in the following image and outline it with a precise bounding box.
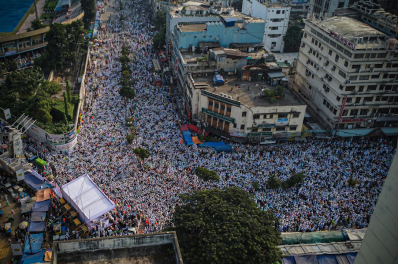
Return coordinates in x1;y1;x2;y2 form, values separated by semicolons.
33;0;39;20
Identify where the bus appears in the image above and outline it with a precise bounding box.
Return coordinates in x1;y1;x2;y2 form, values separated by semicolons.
152;59;161;72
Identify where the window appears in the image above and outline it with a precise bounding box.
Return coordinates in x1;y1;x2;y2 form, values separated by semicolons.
349;76;358;80
359;75;369;80
251;128;258;132
263;128;272;132
367;85;376;91
346;86;355;92
214;103;219;109
276;10;281;14
278;113;288;118
220;105;225;111
358;86;364;92
304;33;307;38
240;124;245;130
371;75;379;79
336;96;341;101
270;27;278;30
344;61;348;67
233;123;237;128
338;70;346;78
375;64;383;68
350;109;358;116
335;55;339;62
354;53;364;59
227;107;231;112
282;10;285;14
253;114;260;119
290;127;297;131
242;112;247;117
363;97;373;102
377;53;386;58
276;127;285;131
329;49;332;56
208;101;213;106
352;65;361;69
360;109;369;115
293;113;300;118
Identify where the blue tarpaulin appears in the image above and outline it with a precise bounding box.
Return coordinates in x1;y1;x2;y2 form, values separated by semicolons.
32;200;50;212
21;250;45;264
345;253;357;264
295;255;318;264
182;130;191;136
282;256;296;264
21;203;34;214
24;233;44;254
214;145;232;152
28;222;45;233
318;255;338;264
213;74;224;84
183;134;194;145
24;172;51;191
31;212;46;222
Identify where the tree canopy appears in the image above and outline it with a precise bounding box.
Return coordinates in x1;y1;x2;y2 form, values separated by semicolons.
283;25;303;52
133;148;149;160
195;167;219;181
170;187;281;264
119;86;135;99
81;0;96;29
36;20;86;71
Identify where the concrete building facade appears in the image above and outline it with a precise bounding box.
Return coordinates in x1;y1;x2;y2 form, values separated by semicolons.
308;0;353;18
294;16;398;136
241;0;290;52
354;143;398;264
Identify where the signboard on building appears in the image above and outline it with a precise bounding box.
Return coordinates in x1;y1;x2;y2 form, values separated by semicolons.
202;108;235;123
341;118;364;123
16;169;24;181
329;31;356;50
3;108;11;120
248;132;273;137
292;0;307;3
276;118;289;126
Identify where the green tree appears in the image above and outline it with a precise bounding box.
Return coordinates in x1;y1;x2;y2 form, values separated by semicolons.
41;80;62;95
119;86;135;99
7;60;18;71
31;19;46;30
133;148;149;160
81;0;96;29
195;167;219;181
126;134;135;144
154;10;166;30
170;188;281;264
152;24;166;50
65;20;87;53
267;174;281;189
63;92;69;120
45;23;67;70
66;80;72;103
252;181;260;191
282;173;305;189
348;176;358;187
283;25;303;52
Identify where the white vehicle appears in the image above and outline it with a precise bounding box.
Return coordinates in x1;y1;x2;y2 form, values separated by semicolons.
260;140;276;145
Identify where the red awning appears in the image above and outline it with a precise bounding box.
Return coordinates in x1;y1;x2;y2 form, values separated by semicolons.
188;124;198;132
180;124;188;131
188;124;209;136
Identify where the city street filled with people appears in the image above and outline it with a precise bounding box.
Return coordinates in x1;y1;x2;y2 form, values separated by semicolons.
24;0;396;236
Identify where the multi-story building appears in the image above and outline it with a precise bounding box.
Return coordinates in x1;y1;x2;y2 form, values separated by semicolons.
172;43;305;141
333;1;398;40
241;0;291;52
294;16;398;137
308;0;353;18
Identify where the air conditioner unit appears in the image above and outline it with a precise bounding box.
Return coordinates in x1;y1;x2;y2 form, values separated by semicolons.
370;67;375;72
346;80;351;84
324;61;329;66
321;46;324;50
316;66;320;70
325;87;330;92
324;74;328;78
332;66;336;71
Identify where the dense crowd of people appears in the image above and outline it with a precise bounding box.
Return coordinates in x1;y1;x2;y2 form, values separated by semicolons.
22;0;396;236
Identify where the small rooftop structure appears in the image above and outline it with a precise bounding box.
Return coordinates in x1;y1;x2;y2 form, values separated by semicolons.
192;74;302;107
52;232;183;264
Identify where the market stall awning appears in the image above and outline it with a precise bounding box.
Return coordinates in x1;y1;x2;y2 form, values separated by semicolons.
32;200;51;212
267;72;286;79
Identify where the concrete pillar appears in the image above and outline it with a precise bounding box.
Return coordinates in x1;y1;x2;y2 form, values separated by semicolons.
16;40;19;51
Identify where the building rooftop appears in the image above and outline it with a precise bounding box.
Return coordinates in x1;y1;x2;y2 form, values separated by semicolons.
178;22;244;32
192;74;303;107
333;7;360;16
259;0;289;8
308;16;388;50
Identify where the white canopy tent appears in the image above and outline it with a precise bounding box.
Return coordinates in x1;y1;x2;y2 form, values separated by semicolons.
61;174;115;223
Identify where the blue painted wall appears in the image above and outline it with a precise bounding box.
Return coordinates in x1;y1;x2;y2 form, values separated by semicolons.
174;21;265;49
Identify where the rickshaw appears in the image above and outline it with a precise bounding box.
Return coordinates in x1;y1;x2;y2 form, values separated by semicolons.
77;225;89;238
71;218;81;229
61;204;71;214
68;210;78;222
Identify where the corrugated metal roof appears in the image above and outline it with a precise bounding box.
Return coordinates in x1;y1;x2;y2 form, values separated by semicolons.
345;228;367;241
278;241;362;256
